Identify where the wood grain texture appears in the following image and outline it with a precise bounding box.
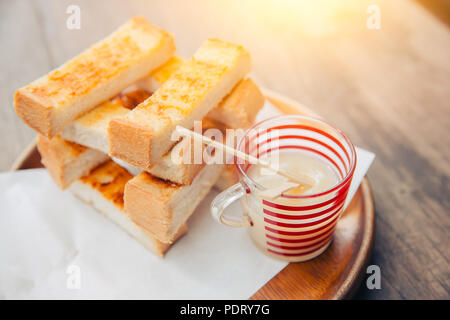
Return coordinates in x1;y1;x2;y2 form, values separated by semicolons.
2;0;449;299
12;92;375;300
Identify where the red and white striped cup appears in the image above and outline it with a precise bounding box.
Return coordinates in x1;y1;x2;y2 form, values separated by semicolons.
211;115;357;262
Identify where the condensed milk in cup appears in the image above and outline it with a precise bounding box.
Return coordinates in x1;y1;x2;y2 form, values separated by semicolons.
211;115;357;262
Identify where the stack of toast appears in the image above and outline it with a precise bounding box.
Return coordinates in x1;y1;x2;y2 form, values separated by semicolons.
14;16;264;257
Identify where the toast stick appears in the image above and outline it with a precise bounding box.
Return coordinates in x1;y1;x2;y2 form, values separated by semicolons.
15;16;175;137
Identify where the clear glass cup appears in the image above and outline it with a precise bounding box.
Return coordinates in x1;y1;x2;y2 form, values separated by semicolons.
211;115;357;262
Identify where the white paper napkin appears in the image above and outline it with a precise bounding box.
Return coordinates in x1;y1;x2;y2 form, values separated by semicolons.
0;102;374;299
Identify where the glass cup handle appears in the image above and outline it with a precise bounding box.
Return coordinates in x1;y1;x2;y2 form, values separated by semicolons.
211;182;251;227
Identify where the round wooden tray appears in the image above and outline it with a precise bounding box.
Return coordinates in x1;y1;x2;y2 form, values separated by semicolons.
12;89;374;300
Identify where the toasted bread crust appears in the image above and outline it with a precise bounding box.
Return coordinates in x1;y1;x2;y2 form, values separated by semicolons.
37;135;109;189
71;160;187;256
124;173;179;242
15;16;175;137
207;78;264;128
136;56;185;92
15;90;53;136
61;90;151;153
80;160;133;209
124;164;224;243
109;38;251;168
152;222;188;256
108;118;154;168
61;100;129;153
148;118;226;185
117;90;152;110
148;157;206;186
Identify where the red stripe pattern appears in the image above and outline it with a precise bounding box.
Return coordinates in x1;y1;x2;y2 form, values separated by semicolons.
237;116;356;259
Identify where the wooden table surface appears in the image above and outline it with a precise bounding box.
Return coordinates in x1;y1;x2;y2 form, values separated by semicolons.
1;0;449;299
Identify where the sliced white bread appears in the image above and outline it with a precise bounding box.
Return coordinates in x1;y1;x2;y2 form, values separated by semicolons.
61;99;129;154
135;56;185;93
69;160;187;257
124;163;224;243
15;16;175;137
137;56;264;130
206;78;264;129
37;135;109;189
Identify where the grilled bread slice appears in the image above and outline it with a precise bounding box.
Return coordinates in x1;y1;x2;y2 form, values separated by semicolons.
206;78;264;129
137;55;264;130
69;160;187;257
14;16;175;137
124;163;224;243
61;99;129;154
61;89;151;153
139;64;264;130
136;56;185;93
37;135;109;189
109;39;251;168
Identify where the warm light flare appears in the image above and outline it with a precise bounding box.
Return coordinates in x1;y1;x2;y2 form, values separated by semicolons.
228;0;371;37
